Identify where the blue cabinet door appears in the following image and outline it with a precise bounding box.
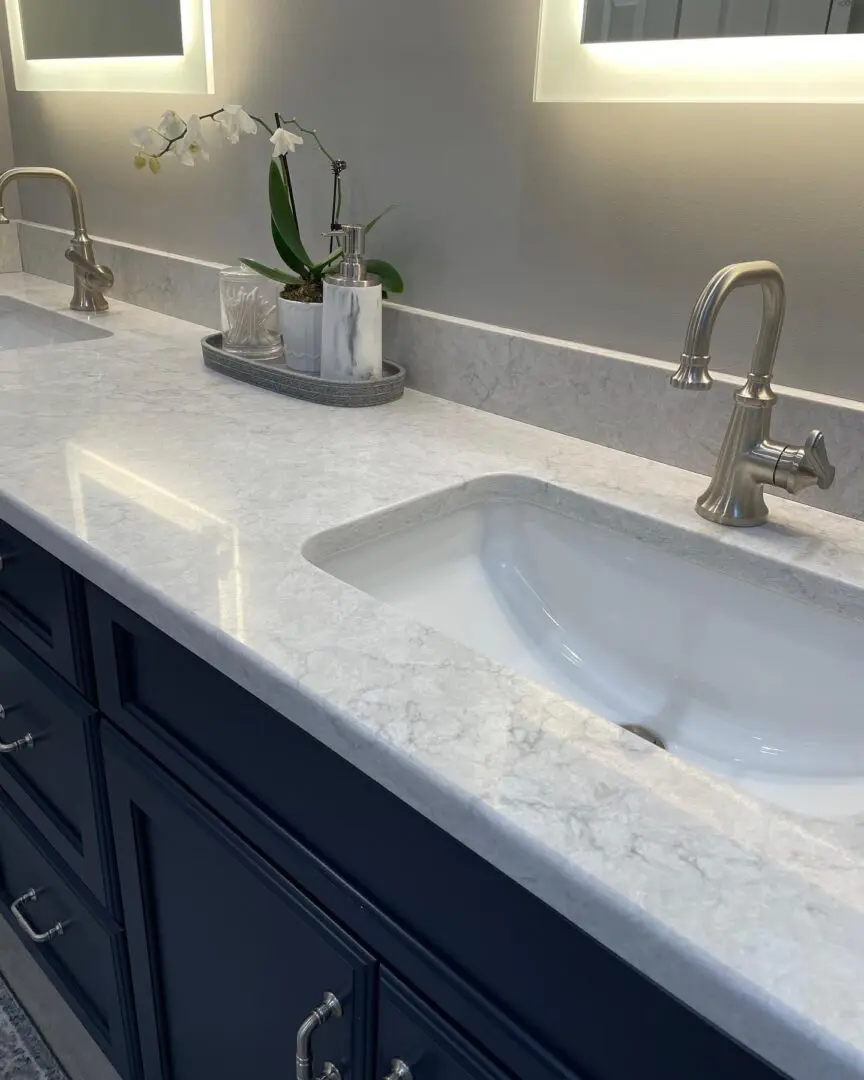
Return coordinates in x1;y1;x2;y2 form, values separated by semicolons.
102;725;376;1080
0;789;135;1078
376;971;513;1080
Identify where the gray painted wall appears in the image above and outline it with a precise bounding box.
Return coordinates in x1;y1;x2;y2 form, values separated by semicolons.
0;40;15;207
1;0;863;400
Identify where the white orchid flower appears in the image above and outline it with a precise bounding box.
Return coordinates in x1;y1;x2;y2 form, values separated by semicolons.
215;104;257;144
130;126;167;155
270;126;303;158
172;115;209;167
157;110;186;141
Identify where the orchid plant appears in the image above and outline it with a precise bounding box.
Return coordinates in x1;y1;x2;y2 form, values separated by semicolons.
130;105;403;301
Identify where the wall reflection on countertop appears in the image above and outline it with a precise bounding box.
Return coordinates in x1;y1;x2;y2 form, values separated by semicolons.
65;443;244;641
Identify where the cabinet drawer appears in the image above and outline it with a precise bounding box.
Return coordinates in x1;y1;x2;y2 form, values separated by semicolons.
87;582;312;819
0;519;87;690
0;628;110;908
0;794;134;1078
377;972;512;1080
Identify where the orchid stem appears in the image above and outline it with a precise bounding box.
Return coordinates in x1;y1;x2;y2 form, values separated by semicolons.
275;112;299;233
281;119;337;163
329;169;339;252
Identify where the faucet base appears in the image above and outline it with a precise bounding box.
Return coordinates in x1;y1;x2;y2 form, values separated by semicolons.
695;493;768;528
70;294;110;314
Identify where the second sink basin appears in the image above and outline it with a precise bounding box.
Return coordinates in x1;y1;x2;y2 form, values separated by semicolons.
0;295;112;350
306;475;864;819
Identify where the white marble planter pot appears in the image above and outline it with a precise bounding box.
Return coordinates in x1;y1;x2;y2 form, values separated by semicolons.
279;297;322;374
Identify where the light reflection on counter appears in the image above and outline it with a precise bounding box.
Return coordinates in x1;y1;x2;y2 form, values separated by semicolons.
65;443;244;641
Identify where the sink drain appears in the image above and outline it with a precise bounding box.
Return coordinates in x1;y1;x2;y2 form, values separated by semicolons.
623;724;667;750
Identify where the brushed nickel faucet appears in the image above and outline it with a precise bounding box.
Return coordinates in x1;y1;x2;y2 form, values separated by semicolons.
0;168;113;313
670;260;835;527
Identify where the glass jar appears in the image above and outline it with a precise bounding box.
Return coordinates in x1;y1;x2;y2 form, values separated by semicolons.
219;266;284;364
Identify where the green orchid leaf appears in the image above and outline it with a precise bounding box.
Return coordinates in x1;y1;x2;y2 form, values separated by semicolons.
367;259;404;295
269;161;314;271
365;204;397;234
240;258;304;286
271;218;308;279
309;249;343;277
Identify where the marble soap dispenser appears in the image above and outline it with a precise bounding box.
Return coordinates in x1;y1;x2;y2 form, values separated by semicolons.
320;224;382;381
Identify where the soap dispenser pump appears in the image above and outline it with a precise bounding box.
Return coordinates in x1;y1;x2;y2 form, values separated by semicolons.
320;223;383;382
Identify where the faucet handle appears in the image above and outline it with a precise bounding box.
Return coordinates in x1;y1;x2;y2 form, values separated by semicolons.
776;430;836;495
65;247;114;291
800;431;836;490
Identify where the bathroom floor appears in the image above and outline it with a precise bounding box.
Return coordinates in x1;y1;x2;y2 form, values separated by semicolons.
0;972;66;1080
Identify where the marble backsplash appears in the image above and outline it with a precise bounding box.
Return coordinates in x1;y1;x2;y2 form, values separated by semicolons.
0;220;21;273
18;220;221;327
17;219;864;520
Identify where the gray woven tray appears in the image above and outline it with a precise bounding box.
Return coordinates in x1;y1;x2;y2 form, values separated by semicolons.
202;333;406;407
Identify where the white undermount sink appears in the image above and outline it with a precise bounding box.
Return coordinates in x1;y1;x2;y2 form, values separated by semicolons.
0;296;112;350
306;475;864;819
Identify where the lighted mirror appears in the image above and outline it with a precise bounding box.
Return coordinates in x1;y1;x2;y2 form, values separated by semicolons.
18;0;183;59
581;0;864;42
536;0;864;101
3;0;213;92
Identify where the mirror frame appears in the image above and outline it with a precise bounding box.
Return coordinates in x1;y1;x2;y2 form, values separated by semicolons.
4;0;213;93
535;0;864;102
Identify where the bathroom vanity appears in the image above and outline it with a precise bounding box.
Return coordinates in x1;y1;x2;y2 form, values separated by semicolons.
0;275;860;1080
0;546;782;1080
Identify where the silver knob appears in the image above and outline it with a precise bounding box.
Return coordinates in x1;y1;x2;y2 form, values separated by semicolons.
296;993;342;1080
799;431;836;490
10;888;64;943
778;430;836;495
0;704;33;753
383;1061;412;1080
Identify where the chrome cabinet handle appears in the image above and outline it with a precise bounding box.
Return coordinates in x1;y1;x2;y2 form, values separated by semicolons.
383;1060;412;1080
296;992;342;1080
10;888;64;943
0;704;32;753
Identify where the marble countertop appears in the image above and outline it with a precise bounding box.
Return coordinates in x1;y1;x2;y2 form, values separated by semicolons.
0;274;862;1080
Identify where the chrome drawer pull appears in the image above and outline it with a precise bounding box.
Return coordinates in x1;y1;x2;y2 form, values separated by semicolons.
383;1061;412;1080
10;888;64;943
0;704;32;753
296;992;342;1080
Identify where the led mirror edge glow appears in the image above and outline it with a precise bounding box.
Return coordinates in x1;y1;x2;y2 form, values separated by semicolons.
535;0;864;103
5;0;214;93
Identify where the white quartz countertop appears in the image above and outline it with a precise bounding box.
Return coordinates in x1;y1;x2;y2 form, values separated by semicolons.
0;274;863;1080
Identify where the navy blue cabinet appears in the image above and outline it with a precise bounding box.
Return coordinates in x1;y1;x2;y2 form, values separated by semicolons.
0;519;90;693
377;972;512;1080
0;544;791;1080
86;582;787;1080
0;788;135;1077
103;726;376;1080
0;624;112;908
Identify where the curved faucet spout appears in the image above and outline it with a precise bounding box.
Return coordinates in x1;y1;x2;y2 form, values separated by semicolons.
0;167;88;240
672;260;786;392
0;167;110;312
668;259;834;526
